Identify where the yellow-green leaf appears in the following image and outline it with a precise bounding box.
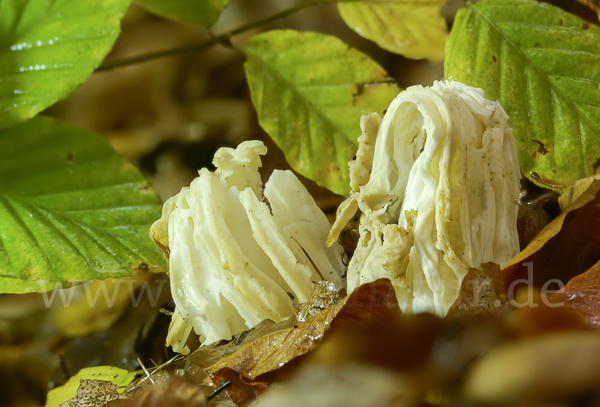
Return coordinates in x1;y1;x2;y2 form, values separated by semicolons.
338;0;448;62
134;0;229;26
242;30;400;195
0;116;166;294
45;366;137;407
445;0;600;188
0;0;131;129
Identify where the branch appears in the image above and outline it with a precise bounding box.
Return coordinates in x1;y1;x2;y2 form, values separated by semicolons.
97;0;323;71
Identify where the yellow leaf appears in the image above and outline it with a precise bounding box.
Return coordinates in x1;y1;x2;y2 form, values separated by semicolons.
45;366;137;407
338;0;449;62
52;276;149;338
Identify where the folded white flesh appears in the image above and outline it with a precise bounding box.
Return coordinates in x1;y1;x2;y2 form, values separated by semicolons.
151;141;346;352
329;80;521;316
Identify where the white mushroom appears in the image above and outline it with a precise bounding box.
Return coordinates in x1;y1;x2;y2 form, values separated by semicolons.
151;140;346;353
329;80;521;316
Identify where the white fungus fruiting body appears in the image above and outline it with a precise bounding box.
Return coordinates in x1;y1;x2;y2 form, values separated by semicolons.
329;80;521;316
151;141;346;353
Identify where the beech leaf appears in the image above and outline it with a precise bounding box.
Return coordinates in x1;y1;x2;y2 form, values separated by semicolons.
242;30;400;195
115;377;206;407
502;178;600;294
133;0;229;26
447;263;513;319
558;174;600;211
338;0;448;61
517;191;558;251
548;259;600;328
0;0;131;128
0;116;166;293
202;279;398;403
45;366;136;407
445;0;600;188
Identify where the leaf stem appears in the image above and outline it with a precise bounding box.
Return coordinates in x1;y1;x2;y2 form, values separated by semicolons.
96;0;323;71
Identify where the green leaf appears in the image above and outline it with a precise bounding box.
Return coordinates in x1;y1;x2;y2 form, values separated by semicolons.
0;0;131;129
134;0;229;26
0;116;166;294
338;0;448;62
0;275;57;294
242;30;401;195
45;366;137;407
445;0;600;188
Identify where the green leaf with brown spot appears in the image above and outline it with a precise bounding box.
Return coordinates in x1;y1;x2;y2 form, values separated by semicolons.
45;366;137;407
242;30;401;196
0;116;166;294
445;0;600;188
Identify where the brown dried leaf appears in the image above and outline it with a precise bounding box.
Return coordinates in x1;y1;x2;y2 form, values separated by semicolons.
293;281;340;322
313;309;443;374
548;260;600;329
114;377;205;407
463;331;600;405
517;192;558;251
447;263;512;319
184;318;297;384
252;363;416;407
60;380;122;407
503;179;600;295
46;366;137;407
559;259;600;291
510;294;589;338
203;279;398;404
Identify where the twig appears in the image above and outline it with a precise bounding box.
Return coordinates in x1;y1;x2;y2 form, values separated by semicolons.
126;354;184;393
97;0;322;71
531;172;565;190
207;381;232;401
291;237;325;280
137;357;155;385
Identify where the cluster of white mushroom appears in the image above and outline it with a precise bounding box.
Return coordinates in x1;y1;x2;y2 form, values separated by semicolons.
152;80;521;352
329;80;520;315
151;141;346;353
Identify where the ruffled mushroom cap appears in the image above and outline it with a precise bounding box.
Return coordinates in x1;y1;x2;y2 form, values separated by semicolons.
152;140;346;353
329;80;521;316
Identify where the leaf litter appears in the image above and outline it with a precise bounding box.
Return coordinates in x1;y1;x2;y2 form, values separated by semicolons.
18;1;600;406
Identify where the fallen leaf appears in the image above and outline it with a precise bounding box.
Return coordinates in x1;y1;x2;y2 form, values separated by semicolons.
548;259;600;329
517;192;559;251
115;377;206;407
293;281;341;322
202;279;398;404
312;309;443;374
60;379;122;407
252;362;416;407
556;258;600;291
45;366;137;407
52;276;151;338
558;174;600;211
502;179;600;295
510;292;589;338
463;331;600;405
184;318;297;382
447;263;513;319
